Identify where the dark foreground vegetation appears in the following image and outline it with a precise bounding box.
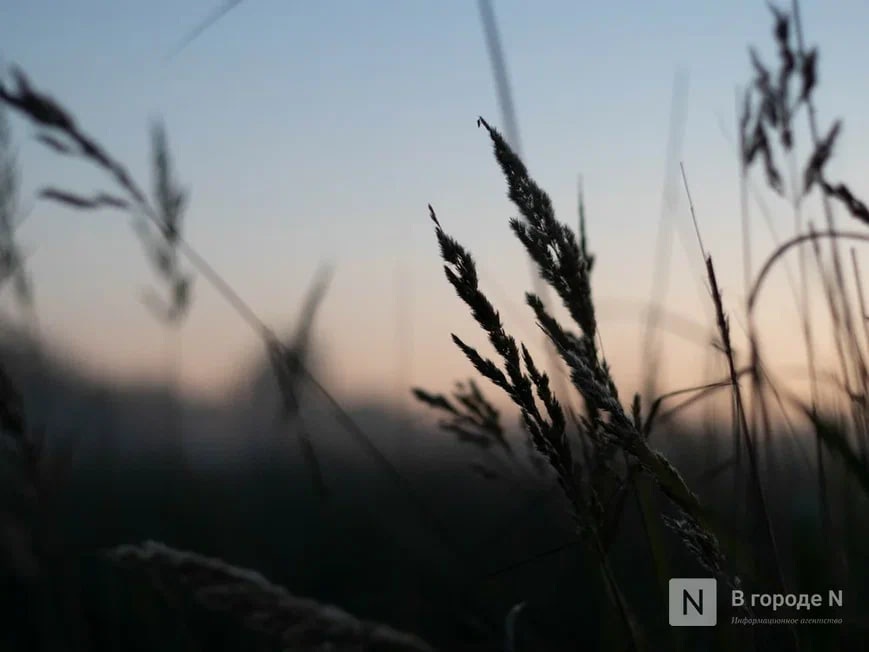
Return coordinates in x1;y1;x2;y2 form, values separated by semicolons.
1;3;868;650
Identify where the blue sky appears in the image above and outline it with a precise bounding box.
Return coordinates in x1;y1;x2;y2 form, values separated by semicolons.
2;1;868;410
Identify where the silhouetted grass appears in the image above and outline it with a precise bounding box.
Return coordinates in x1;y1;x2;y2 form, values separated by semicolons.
1;2;869;651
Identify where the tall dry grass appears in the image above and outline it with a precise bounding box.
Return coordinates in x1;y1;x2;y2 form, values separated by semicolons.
0;1;868;651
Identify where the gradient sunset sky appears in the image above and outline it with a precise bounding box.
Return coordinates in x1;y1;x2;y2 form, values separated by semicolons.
2;1;868;411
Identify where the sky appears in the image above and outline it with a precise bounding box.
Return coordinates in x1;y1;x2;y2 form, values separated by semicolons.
1;1;869;414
